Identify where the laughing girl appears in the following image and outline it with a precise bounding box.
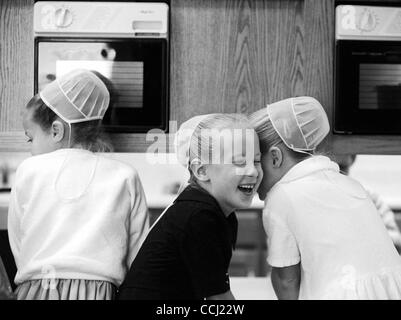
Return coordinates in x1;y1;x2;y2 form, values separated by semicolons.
117;113;263;300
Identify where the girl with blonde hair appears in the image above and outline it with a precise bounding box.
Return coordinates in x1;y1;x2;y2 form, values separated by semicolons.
117;113;263;300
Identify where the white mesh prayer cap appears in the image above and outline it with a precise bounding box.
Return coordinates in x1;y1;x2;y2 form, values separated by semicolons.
39;69;110;124
267;96;330;152
174;114;211;167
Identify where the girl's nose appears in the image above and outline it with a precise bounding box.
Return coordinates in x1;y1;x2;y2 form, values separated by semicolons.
244;162;259;177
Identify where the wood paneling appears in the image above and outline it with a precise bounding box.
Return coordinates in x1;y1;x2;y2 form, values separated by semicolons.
170;0;334;117
0;0;34;132
304;0;335;151
170;0;336;151
170;0;318;123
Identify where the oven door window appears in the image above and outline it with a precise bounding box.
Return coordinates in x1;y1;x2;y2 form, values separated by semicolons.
35;38;168;133
335;40;401;134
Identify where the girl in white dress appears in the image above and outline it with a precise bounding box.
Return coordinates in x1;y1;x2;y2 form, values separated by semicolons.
250;96;401;299
8;69;149;300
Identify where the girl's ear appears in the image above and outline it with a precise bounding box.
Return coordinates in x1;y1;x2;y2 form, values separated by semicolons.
190;161;210;182
269;146;283;168
50;120;65;143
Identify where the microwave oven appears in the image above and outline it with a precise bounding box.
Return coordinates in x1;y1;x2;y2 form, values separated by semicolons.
335;4;401;134
33;1;169;133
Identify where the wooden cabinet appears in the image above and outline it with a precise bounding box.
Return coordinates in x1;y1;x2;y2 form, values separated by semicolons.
170;0;334;154
0;0;34;152
1;0;401;153
171;0;334;120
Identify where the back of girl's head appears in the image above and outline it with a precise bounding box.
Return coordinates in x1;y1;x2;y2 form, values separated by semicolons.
250;97;329;161
249;108;309;161
248;108;282;153
26;93;113;153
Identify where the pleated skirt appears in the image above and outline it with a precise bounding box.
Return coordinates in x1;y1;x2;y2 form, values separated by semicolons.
15;279;116;300
320;266;401;300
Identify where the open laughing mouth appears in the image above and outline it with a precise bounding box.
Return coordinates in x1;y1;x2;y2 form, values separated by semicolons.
237;184;256;195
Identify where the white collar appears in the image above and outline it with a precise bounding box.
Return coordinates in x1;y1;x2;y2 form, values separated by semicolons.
268;155;368;200
51;148;93;155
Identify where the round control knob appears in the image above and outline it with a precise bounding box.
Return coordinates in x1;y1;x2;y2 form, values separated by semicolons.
54;8;73;28
358;9;376;32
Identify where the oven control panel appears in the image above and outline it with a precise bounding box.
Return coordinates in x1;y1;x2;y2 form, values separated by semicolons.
336;5;401;40
34;1;168;38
